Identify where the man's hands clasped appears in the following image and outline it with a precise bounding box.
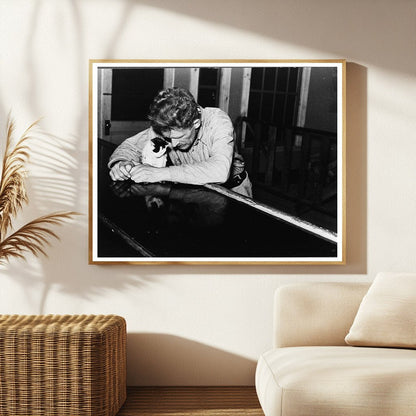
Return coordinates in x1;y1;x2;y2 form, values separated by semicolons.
109;161;132;181
109;161;169;183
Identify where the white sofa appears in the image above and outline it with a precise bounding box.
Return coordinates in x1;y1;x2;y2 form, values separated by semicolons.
255;281;416;416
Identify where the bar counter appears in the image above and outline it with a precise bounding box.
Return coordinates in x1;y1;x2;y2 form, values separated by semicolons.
97;140;337;260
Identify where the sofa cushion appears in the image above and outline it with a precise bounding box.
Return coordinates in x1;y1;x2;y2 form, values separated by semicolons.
256;346;416;416
345;272;416;348
274;283;370;348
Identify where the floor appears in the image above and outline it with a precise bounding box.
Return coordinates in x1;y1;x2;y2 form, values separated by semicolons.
116;386;264;416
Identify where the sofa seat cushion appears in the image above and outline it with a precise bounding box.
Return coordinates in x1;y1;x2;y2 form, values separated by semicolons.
256;346;416;416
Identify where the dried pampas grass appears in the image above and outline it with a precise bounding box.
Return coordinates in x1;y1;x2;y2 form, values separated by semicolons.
0;116;78;264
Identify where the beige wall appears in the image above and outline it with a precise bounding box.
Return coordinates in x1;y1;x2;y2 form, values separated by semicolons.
0;0;415;385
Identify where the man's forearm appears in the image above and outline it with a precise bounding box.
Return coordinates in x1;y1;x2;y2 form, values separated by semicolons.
129;165;172;183
107;131;148;168
167;155;231;185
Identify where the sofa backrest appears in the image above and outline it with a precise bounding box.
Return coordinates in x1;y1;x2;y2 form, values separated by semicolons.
273;282;370;348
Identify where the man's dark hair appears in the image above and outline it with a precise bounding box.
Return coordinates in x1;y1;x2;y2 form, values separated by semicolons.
148;87;201;135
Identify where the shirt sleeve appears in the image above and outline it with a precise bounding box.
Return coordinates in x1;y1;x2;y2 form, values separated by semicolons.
167;109;235;185
107;129;151;168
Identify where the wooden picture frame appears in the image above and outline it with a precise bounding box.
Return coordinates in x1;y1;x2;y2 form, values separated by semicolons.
89;60;346;264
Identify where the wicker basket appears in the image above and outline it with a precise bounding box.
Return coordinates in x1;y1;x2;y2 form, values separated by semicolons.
0;314;126;416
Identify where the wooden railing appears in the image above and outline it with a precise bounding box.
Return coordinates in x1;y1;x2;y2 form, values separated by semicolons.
234;117;338;215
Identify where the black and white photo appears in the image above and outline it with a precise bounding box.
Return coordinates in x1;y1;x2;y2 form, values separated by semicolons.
89;60;345;264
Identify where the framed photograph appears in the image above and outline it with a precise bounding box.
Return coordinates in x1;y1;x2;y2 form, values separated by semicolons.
89;60;346;264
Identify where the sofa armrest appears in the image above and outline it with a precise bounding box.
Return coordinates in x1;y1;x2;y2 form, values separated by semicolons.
273;282;370;348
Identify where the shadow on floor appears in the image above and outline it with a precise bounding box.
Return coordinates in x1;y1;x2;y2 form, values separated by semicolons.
126;333;257;386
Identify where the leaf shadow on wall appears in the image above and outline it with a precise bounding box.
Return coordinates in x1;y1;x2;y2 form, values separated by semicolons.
0;1;146;312
0;127;157;314
22;0;87;213
0;0;370;301
126;333;257;386
132;0;413;76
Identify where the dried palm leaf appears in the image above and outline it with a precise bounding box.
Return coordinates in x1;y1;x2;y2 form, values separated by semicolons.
0;212;78;264
0;117;38;239
0;116;79;264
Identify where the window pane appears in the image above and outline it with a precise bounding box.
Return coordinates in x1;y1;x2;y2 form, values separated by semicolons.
264;68;276;91
248;91;261;119
285;95;296;125
288;68;300;92
276;68;289;92
261;93;273;122
273;94;286;126
250;68;263;90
